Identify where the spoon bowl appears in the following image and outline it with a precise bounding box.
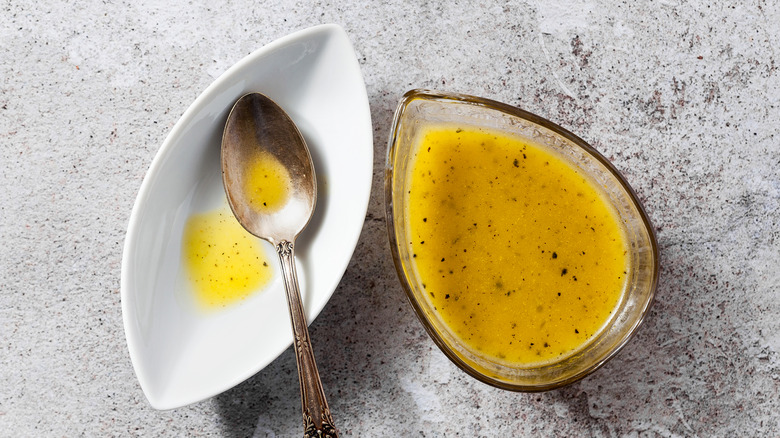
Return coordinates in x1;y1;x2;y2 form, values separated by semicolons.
222;93;338;437
222;93;317;243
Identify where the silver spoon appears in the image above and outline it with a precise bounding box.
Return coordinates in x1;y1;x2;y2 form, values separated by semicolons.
221;93;338;438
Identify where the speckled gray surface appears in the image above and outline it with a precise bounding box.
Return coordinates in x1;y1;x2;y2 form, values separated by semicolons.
1;0;779;436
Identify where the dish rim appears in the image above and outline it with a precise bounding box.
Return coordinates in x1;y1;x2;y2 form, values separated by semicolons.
384;88;659;391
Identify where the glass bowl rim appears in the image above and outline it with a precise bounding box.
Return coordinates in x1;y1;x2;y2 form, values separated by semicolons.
384;88;660;392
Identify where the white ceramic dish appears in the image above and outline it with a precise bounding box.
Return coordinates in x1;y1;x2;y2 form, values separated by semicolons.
121;24;372;410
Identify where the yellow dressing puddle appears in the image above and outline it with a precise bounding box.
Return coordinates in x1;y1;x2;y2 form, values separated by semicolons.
243;151;292;213
182;208;273;309
407;126;629;365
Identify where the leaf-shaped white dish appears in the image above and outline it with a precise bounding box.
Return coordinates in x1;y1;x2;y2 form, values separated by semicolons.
121;24;372;410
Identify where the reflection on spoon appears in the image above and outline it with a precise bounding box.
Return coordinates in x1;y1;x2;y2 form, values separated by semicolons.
222;93;338;438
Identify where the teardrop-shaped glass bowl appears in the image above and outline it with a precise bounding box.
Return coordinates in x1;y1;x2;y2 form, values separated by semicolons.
385;89;659;391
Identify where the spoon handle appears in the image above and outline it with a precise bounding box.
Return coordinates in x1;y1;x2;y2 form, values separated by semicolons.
276;240;339;438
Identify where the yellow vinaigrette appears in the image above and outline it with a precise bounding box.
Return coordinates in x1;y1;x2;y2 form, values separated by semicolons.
407;126;629;365
243;151;292;213
182;208;272;308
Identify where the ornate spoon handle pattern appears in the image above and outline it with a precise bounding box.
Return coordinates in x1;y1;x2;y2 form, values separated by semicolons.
276;240;338;438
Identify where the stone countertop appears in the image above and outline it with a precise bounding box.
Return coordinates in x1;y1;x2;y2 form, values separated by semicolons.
1;1;778;436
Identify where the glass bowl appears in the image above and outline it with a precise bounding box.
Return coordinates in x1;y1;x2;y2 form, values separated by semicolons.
384;89;659;391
